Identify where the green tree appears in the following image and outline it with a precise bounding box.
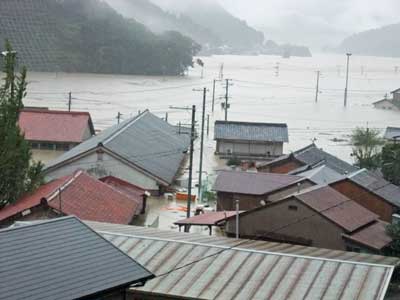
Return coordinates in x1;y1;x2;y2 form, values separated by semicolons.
351;127;384;170
0;41;43;208
386;223;400;256
382;143;400;185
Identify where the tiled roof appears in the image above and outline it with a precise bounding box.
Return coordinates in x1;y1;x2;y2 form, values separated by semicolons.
45;110;190;185
214;120;289;142
0;171;141;224
294;186;379;233
100;176;146;215
384;126;400;140
343;221;392;251
213;170;304;195
0;217;153;300
348;169;400;208
295;165;346;185
86;221;399;300
174;211;240;226
18;109;95;143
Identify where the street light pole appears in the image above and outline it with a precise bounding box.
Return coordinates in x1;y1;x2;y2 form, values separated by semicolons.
344;53;352;107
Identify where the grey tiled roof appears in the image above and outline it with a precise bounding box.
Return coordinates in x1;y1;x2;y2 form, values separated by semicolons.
349;169;400;208
214;120;289;142
0;217;153;300
45;111;190;184
296;165;346;185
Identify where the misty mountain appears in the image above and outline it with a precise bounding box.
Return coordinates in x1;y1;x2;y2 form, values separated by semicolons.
0;0;199;75
105;0;264;54
336;23;400;57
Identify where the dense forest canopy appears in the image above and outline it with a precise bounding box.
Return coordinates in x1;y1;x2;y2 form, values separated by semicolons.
0;0;200;75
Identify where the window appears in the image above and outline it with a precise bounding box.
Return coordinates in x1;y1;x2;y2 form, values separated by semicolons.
30;142;39;149
40;143;55;150
56;144;70;151
288;205;298;211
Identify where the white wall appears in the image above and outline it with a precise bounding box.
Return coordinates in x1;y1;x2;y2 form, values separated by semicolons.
217;140;283;156
45;152;159;190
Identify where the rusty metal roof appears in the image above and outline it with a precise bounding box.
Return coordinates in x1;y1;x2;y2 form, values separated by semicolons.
174;211;239;226
214;170;304;195
86;221;399;300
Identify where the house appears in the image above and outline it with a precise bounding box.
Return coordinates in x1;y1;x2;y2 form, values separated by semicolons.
0;217;153;300
18;108;95;163
330;169;400;222
224;185;392;254
291;164;347;185
87;220;399;300
258;143;359;175
44;110;190;194
373;89;400;111
0;170;144;227
100;175;149;214
214;120;288;159
213;170;314;211
384;126;400;141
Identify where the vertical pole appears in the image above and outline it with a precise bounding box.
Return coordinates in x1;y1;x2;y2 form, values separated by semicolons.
344;53;352;107
185;105;196;232
207;114;210;136
117;112;122;124
58;188;62;214
315;71;320;103
165;112;168;123
235;199;239;239
178;121;181;134
198;88;207;203
68;92;72;112
224;79;229;121
212;79;216;113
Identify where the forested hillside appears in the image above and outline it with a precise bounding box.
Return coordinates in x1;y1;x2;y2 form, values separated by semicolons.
0;0;200;75
337;23;400;57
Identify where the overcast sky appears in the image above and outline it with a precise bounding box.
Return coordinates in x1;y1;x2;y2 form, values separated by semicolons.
217;0;400;48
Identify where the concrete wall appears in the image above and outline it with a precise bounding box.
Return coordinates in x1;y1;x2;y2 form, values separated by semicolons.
330;180;396;222
216;140;283;157
45;152;159;191
225;198;347;251
374;100;400;111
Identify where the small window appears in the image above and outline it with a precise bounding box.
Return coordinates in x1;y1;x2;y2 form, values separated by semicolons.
288;205;298;211
56;144;70;151
30;142;39;149
40;143;55;150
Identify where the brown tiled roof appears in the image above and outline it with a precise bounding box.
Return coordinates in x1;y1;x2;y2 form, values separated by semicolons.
343;220;392;251
295;186;379;233
18;109;95;143
213;170;304;195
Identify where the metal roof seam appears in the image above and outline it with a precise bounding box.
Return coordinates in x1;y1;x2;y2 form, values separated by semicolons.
378;267;395;300
96;231;394;268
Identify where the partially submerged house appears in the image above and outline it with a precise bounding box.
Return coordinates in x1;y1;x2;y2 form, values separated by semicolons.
0;217;153;300
87;220;399;300
384;126;400;141
330;169;400;222
44;110;190;194
258;143;359;175
18;108;95;163
373;88;400;111
213;170;314;211
214;120;288;159
225;185;392;254
0;170;144;227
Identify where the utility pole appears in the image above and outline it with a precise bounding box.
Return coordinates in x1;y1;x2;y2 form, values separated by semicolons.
68;92;72;112
199;88;207;202
186;105;196;232
224;79;233;121
344;53;352;107
212;79;220;113
165;112;168;123
235;199;240;239
315;71;320;103
116;112;122;124
207;114;210;136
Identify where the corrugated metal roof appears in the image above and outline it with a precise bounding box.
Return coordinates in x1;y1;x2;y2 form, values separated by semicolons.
45;110;190;185
349;169;400;208
0;217;153;300
86;221;399;300
214;170;304;195
19;109;94;143
295;185;379;233
214;120;289;143
384;127;400;140
174;211;239;226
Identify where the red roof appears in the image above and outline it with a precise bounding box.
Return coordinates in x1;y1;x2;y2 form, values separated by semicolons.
18;109;95;143
343;221;392;251
295;186;379;232
0;171;139;224
174;211;240;226
100;176;146;215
